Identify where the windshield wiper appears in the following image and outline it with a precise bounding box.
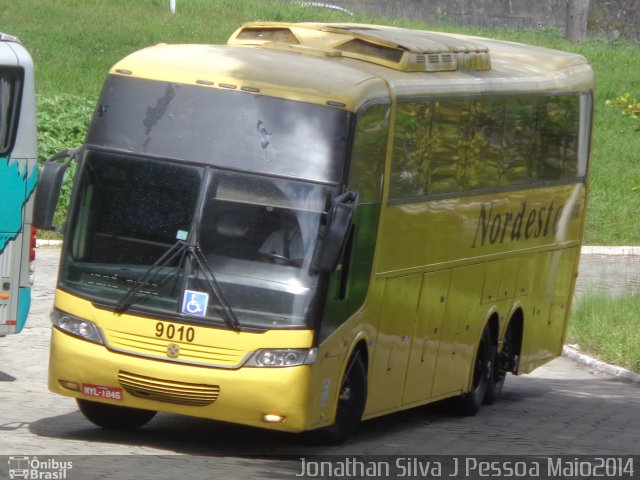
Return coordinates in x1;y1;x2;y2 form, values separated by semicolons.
114;240;188;314
113;239;241;331
186;244;240;331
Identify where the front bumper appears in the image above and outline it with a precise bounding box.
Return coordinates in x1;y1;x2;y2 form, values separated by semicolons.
49;327;313;432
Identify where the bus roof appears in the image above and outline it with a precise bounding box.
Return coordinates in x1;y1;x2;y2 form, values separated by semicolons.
0;32;21;44
110;22;593;111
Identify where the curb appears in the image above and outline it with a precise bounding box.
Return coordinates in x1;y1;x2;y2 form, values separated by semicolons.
562;346;640;385
36;239;63;247
581;246;640;255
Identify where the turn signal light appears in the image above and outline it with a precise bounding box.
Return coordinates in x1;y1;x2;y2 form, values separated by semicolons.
29;226;37;262
58;380;80;391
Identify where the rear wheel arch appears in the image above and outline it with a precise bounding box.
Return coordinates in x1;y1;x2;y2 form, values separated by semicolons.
456;323;493;416
486;311;500;347
483;307;525;406
504;307;524;373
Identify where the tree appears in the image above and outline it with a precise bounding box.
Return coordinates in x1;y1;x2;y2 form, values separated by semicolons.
566;0;591;43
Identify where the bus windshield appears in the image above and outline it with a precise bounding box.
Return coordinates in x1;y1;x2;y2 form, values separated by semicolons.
61;151;335;329
86;75;351;184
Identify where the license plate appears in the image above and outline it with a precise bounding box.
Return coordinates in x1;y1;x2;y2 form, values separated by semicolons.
82;383;123;401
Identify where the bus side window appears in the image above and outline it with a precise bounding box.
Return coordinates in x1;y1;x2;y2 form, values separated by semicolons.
0;67;22;155
391;95;582;202
347;102;388;204
321;102;389;340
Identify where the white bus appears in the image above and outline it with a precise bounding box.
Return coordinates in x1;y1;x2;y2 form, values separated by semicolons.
0;33;38;336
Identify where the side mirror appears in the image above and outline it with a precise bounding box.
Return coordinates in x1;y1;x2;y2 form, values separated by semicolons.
33;150;75;230
313;190;359;273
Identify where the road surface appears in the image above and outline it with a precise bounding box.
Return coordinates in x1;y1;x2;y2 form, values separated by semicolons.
0;247;637;479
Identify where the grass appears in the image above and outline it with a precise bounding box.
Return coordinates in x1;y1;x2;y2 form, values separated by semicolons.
1;0;640;244
0;0;355;97
573;39;640;246
568;294;640;372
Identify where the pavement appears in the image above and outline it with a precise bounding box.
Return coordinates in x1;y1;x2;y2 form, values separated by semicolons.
0;247;638;479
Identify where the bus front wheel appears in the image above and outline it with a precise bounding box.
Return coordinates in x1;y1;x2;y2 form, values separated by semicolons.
456;327;492;416
77;399;156;430
308;353;367;445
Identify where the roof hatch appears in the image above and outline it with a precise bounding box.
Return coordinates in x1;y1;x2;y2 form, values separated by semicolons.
228;22;491;72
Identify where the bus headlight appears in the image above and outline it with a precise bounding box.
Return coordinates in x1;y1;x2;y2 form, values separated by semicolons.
246;348;317;367
51;309;104;345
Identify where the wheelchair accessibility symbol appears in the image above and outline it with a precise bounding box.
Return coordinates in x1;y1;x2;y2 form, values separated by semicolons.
181;290;209;317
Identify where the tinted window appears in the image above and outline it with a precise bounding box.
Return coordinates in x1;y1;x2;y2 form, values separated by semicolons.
61;151;335;329
391;94;582;201
87;75;352;184
67;151;203;265
348;102;389;203
0;67;22;155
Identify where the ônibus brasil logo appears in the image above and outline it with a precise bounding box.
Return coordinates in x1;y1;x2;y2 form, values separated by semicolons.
8;456;72;479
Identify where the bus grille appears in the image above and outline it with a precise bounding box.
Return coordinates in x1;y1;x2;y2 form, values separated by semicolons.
103;328;248;368
118;371;220;406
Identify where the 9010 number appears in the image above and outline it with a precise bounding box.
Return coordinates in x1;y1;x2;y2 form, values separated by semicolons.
155;322;195;343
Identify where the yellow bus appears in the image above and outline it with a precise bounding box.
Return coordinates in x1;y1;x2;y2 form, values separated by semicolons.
35;22;593;442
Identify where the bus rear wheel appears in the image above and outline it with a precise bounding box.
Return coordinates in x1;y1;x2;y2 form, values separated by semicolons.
456;327;492;416
77;399;156;430
484;323;514;405
308;353;367;445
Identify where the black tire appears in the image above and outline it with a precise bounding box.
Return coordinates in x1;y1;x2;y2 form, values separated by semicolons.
484;323;513;405
483;341;504;405
308;354;367;445
456;327;492;416
77;399;156;430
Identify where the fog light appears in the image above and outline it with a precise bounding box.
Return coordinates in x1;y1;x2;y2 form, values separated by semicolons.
59;380;80;391
262;414;285;423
